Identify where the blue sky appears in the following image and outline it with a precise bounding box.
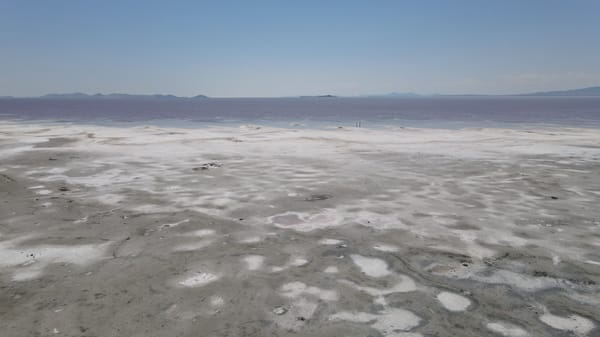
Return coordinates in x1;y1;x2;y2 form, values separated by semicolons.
1;0;599;97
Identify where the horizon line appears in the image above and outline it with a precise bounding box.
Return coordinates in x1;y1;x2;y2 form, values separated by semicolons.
2;85;600;99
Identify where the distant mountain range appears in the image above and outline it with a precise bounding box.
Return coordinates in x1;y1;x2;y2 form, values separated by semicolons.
1;87;600;99
518;86;600;96
299;94;337;98
367;87;600;97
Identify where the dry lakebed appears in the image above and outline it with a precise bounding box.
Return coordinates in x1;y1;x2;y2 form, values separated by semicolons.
0;122;599;337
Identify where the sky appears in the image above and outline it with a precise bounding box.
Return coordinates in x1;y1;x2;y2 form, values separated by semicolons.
1;0;600;97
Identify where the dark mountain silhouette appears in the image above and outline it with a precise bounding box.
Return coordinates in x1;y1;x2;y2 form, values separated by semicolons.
519;86;600;96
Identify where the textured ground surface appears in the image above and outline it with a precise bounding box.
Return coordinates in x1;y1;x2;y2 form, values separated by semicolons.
1;123;599;337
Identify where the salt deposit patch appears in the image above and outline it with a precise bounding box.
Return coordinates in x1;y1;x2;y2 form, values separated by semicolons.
453;230;497;259
330;308;421;334
270;256;309;272
134;204;178;213
0;241;109;267
373;243;399;252
552;255;561;265
35;189;52;195
371;309;421;335
211;197;235;207
539;312;595;336
0;237;111;281
275;280;337;331
475;269;563;291
584;260;600;266
73;216;88;224
268;209;343;232
324;266;339;273
190;229;216;237
210;296;225;307
177;272;219;287
280;281;338;301
436;291;471;312
430;264;563;292
238;236;261;243
319;238;344;245
289;257;309;267
242;255;265;271
351;255;391;278
353;211;407;230
486;322;529;337
339;275;417;296
159;219;190;230
47;167;69;174
12;267;44;281
330;311;377;323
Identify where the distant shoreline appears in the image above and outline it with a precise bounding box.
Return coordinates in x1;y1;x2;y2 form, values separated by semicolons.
2;86;600;99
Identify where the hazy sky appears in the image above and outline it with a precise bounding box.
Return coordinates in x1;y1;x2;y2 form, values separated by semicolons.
1;0;599;97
